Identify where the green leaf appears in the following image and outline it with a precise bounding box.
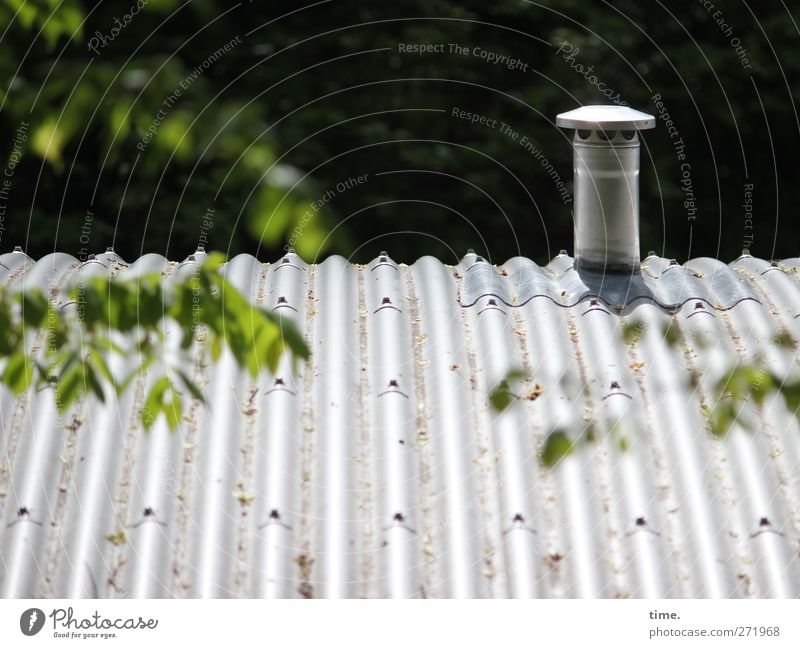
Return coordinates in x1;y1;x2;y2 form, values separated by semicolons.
540;430;575;467
43;316;68;355
489;368;529;411
141;376;183;431
0;300;16;355
2;352;34;395
85;364;105;403
203;252;227;271
269;312;309;360
163;389;182;431
142;376;170;431
135;275;166;328
247;184;300;246
154;110;194;161
20;291;49;328
55;361;83;411
252;320;280;376
209;336;222;361
92;336;125;355
708;400;737;437
30;116;64;167
779;380;800;414
489;382;514;411
720;365;774;405
89;347;114;386
108;101;131;145
294;214;330;260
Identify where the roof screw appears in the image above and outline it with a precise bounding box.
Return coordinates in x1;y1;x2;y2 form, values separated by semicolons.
635;516;647;526
759;516;770;527
106;246;114;253
771;260;778;267
13;245;23;253
393;512;405;522
269;509;280;520
388;379;399;388
647;250;656;257
382;297;392;305
487;298;497;306
669;259;678;266
88;254;96;260
277;296;287;304
558;249;568;256
286;246;296;254
197;244;205;253
187;254;196;262
512;513;525;524
475;256;485;263
379;256;388;263
143;507;154;517
694;301;704;310
274;378;285;386
590;298;598;307
17;506;29;517
610;381;621;390
282;257;290;264
467;248;475;255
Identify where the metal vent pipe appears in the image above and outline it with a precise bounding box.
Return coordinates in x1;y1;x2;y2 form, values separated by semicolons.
556;105;655;273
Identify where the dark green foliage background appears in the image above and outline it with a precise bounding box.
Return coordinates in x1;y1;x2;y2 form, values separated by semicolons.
1;0;797;265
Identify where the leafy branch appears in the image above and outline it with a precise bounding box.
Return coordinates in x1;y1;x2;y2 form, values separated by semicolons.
0;253;309;431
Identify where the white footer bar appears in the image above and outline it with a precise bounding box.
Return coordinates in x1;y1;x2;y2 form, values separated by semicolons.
2;599;799;647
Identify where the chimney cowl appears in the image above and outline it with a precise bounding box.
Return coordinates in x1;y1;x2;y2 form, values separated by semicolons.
556;105;655;131
557;105;655;274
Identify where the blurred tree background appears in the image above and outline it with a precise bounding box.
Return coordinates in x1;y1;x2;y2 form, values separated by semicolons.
0;0;798;265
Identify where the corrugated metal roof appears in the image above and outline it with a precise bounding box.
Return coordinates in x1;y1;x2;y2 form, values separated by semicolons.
1;248;800;598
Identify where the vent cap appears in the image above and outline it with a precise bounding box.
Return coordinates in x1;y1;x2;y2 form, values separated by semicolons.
556;105;655;131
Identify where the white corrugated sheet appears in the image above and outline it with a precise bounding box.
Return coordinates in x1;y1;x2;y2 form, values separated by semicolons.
1;247;799;598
